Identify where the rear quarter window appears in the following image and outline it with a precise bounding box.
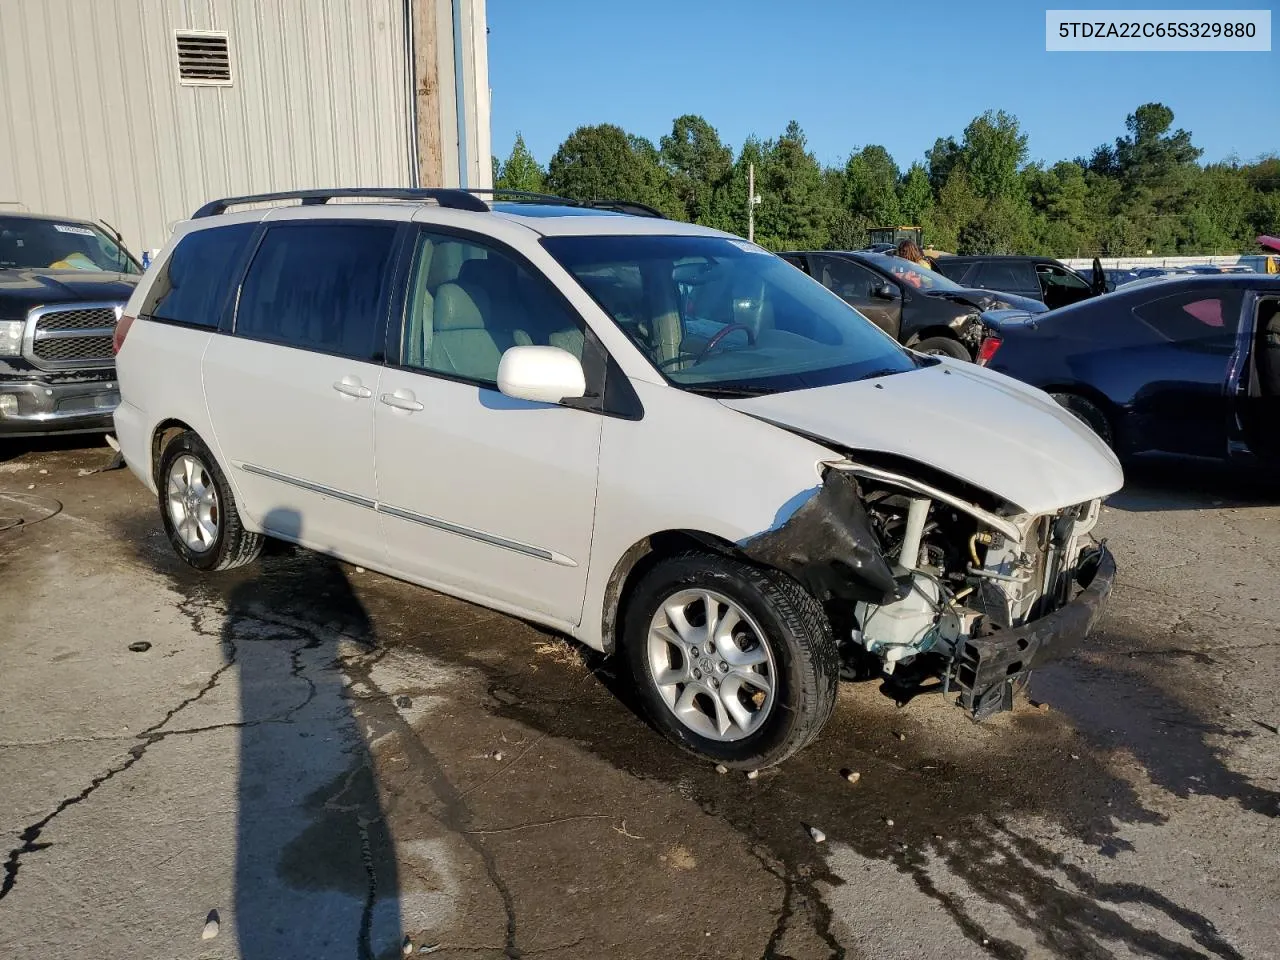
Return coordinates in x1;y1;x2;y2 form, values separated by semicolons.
142;223;257;328
1131;288;1243;346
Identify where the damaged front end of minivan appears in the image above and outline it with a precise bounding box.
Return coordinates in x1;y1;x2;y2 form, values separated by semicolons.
742;461;1115;719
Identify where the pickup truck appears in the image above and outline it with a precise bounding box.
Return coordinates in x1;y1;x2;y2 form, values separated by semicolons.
0;211;141;437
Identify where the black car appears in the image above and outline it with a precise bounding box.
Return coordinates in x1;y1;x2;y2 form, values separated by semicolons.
0;212;141;437
781;250;1046;360
980;275;1280;466
933;255;1107;310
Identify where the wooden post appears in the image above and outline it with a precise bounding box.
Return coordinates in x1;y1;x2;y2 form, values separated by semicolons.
412;0;443;187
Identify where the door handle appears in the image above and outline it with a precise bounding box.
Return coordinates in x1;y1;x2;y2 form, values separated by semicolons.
333;378;372;399
380;390;423;412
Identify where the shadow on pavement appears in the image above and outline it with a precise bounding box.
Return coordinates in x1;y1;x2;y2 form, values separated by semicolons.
1108;461;1279;513
192;509;403;959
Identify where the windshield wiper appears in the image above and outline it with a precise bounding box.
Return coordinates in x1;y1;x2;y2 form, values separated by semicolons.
686;385;777;398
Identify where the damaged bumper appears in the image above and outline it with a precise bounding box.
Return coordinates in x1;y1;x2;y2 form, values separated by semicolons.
954;544;1116;719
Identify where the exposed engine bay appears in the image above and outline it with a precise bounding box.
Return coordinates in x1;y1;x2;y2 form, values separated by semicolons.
742;459;1111;719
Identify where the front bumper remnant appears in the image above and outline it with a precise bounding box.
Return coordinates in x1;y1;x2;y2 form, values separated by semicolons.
954;545;1116;719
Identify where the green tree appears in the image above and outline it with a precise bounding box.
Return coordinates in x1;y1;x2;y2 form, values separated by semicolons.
754;121;834;250
495;133;546;194
843;145;901;224
660;114;732;224
960;109;1028;202
897;162;933;227
926;136;962;194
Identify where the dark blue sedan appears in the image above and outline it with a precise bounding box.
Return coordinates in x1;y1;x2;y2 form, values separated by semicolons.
978;275;1280;466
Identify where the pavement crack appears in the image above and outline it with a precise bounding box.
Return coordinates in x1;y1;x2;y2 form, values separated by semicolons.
0;635;237;906
347;654;524;958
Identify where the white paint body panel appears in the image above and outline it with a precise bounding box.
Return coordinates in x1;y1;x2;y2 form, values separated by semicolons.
720;358;1123;515
202;336;386;564
374;368;601;626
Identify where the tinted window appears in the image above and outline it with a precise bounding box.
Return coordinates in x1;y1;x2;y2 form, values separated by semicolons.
811;255;884;301
401;231;586;384
1132;289;1242;345
143;223;256;328
976;261;1037;292
235;223;398;359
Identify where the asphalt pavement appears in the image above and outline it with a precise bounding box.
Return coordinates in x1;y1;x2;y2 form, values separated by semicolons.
1;438;1277;960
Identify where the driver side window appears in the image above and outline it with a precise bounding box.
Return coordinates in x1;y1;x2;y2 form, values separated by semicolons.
1038;265;1089;291
811;255;882;302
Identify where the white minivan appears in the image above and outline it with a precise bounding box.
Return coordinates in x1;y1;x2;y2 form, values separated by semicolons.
113;188;1122;767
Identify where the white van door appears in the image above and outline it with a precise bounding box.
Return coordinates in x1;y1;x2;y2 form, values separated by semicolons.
373;230;601;626
203;220;402;564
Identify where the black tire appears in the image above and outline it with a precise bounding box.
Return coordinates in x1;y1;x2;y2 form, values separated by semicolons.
623;552;839;768
157;430;264;572
1050;393;1114;448
914;336;971;360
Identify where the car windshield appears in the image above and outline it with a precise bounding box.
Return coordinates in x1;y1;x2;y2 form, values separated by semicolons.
543;234;919;394
860;253;963;291
0;216;141;274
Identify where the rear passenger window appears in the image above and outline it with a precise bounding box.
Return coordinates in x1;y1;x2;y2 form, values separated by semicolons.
143;223;255;328
976;262;1036;292
235;222;398;360
400;231;586;385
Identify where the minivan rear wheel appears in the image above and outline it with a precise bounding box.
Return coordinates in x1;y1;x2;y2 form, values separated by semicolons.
157;431;263;571
623;553;838;768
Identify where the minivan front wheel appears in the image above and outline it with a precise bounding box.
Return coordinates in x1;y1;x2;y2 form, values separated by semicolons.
157;431;263;572
624;553;838;768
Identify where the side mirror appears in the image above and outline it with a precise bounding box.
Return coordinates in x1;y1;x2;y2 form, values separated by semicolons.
497;345;587;404
871;282;898;300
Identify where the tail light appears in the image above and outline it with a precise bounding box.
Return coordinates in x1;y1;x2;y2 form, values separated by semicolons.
976;335;1002;367
112;313;135;355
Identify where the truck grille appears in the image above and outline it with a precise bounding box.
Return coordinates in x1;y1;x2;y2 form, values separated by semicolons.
24;303;122;371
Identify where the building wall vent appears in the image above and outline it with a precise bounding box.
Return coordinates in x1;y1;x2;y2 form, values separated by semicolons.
175;30;232;86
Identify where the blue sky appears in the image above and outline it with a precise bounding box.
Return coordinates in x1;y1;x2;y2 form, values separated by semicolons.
487;0;1278;171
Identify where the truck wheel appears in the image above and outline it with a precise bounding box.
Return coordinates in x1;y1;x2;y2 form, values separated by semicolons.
914;336;971;360
623;552;838;768
157;431;263;572
1050;393;1114;448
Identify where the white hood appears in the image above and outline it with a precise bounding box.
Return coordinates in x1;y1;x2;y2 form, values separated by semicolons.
720;360;1124;515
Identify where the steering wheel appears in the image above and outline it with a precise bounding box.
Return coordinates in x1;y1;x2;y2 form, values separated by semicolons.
695;322;756;362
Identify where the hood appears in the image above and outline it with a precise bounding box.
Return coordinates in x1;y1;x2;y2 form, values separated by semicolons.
0;269;138;318
925;287;1047;314
719;360;1123;516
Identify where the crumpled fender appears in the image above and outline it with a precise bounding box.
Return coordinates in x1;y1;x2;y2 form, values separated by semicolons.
740;469;900;604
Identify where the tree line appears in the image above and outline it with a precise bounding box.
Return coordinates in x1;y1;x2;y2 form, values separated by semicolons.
492;103;1279;256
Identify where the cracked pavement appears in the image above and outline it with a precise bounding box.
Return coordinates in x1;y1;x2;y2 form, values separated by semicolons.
1;441;1278;959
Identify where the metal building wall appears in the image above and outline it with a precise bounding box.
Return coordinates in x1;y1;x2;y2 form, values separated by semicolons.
0;0;414;255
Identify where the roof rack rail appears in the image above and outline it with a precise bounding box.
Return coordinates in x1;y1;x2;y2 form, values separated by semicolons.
191;187;489;219
465;188;668;219
587;199;666;218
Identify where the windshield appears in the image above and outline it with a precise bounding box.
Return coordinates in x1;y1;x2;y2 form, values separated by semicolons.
0;216;141;274
544;235;918;394
860;252;962;292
